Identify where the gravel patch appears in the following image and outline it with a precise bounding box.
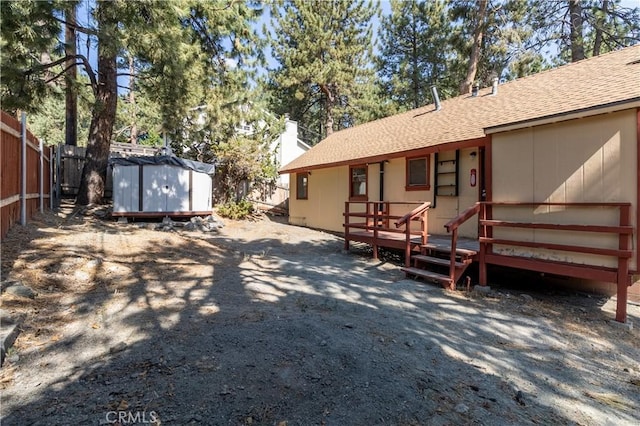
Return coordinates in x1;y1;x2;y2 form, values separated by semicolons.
1;209;638;425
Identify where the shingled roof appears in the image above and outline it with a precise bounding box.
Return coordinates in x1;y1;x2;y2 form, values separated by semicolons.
280;45;640;174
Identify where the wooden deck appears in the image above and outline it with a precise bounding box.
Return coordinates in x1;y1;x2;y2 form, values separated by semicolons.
343;200;634;322
347;230;479;255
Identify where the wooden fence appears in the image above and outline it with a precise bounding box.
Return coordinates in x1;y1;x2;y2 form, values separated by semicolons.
57;142;159;197
1;111;52;240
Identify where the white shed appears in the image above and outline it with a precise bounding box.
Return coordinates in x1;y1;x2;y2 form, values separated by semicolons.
111;155;215;218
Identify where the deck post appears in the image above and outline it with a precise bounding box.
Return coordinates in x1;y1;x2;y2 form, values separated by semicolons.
404;220;411;267
373;204;379;260
479;202;487;285
449;228;458;290
385;201;390;228
344;202;350;251
616;205;631;323
421;210;428;246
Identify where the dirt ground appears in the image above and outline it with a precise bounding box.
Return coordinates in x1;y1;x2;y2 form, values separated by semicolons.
1;207;639;426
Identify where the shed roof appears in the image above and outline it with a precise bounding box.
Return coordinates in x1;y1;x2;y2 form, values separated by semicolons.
280;45;640;174
110;155;216;175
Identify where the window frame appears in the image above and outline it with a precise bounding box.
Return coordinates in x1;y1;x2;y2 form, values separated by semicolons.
296;172;309;200
349;164;368;201
405;155;431;191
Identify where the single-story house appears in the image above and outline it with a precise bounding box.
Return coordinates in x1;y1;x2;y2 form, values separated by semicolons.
279;45;640;323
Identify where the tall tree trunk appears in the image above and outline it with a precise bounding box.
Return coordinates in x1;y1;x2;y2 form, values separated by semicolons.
411;21;420;109
65;5;77;146
569;0;585;62
129;55;137;145
320;83;335;137
459;0;487;95
76;2;118;206
593;0;608;57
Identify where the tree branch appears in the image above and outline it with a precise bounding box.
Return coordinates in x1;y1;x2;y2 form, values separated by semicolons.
115;72;154;81
44;63;78;85
53;16;99;36
24;54;97;95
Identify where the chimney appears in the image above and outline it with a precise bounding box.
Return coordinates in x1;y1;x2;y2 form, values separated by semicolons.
491;77;499;95
471;84;479;97
431;85;441;111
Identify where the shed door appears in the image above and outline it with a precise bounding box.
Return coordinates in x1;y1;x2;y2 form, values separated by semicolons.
113;165;140;213
191;171;212;211
165;166;190;212
142;165;191;212
142;165;168;212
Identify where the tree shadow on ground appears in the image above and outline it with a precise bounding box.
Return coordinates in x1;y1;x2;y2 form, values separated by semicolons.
1;213;638;425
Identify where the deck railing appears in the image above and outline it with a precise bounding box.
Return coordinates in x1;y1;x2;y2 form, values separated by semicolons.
344;201;430;265
444;202;482;285
395;202;431;266
447;201;633;322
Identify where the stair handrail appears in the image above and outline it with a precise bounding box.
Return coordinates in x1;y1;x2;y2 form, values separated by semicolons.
395;201;431;228
395;201;431;267
445;202;481;233
443;202;482;290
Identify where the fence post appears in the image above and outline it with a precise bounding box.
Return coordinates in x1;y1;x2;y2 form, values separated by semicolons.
39;139;44;212
50;146;54;210
20;112;27;225
55;144;62;208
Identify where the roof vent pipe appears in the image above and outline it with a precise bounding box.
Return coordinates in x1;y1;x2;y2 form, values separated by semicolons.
491;77;499;95
431;85;441;111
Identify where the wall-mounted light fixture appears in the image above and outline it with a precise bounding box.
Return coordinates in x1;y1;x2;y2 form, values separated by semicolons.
470;151;477;159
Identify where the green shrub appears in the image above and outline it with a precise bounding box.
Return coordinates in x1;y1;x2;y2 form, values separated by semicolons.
217;200;254;220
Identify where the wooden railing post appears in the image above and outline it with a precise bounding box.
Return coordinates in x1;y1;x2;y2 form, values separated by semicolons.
449;228;458;290
344;202;350;251
479;202;487;286
421;209;428;246
392;202;431;267
373;202;379;260
616;205;631;323
404;221;411;267
384;201;390;228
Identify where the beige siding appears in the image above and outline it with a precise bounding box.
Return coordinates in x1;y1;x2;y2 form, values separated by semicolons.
289;166;350;233
288;147;482;238
492;110;637;269
456;148;481;237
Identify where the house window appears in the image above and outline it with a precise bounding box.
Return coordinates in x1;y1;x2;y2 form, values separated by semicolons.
406;155;430;191
296;172;309;199
350;165;367;200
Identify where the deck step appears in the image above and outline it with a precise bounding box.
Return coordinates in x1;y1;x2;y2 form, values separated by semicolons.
422;243;477;258
411;255;467;268
401;267;452;285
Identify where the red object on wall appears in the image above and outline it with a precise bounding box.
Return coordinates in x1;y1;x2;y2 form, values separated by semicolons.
470;168;477;187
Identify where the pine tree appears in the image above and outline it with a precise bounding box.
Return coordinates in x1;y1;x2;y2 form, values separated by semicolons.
376;0;451;110
75;0;119;205
2;0;267;205
64;1;78;146
528;0;640;63
266;0;379;144
450;0;544;94
0;0;64;112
